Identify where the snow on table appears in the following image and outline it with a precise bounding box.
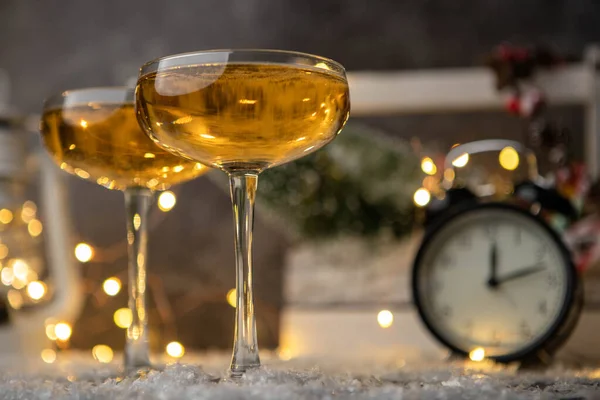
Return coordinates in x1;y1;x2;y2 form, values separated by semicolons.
0;352;598;399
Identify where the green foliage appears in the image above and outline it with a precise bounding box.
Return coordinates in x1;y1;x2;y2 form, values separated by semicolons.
259;122;421;240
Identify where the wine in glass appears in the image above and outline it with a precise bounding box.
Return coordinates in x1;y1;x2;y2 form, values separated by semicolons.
40;87;209;371
135;50;350;375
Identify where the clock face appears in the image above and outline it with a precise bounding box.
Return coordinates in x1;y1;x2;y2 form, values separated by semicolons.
414;204;575;360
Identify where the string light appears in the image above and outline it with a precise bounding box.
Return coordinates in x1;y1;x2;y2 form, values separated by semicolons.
55;322;72;341
27;281;46;300
114;308;132;329
7;290;22;309
413;188;431;207
41;349;56;364
1;266;13;285
21;201;37;223
158;191;177;212
46;323;58;340
103;277;121;296
28;219;43;237
421;157;437;175
12;259;29;281
92;344;114;363
499;146;520;171
0;209;13;224
166;341;185;358
226;288;236;308
377;310;394;328
452;153;469;168
469;347;486;362
74;243;94;263
0;244;8;260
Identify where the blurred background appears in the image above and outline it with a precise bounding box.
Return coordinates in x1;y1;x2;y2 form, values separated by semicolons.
0;0;599;363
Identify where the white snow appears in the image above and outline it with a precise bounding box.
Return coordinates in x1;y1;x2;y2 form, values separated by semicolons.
0;352;597;399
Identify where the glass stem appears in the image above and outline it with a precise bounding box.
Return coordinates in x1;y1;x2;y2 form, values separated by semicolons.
229;172;260;376
123;187;153;372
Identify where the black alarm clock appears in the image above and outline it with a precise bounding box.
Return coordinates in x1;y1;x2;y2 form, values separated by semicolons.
413;141;582;366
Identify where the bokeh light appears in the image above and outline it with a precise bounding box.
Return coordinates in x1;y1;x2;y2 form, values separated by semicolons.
26;281;46;300
469;347;486;362
499;146;520;171
413;188;431;207
166;341;185;358
55;322;72;341
92;344;114;363
74;243;93;263
377;310;394;328
103;277;121;296
114;308;132;329
226;288;236;308
421;157;437;175
158;191;177;212
41;349;56;364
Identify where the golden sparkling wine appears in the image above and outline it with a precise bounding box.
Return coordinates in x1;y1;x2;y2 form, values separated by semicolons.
41;103;208;190
136;63;350;171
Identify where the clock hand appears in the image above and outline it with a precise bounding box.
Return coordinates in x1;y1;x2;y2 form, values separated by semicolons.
487;241;499;288
495;265;546;286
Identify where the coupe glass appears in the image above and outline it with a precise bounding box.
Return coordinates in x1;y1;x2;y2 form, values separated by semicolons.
40;87;209;371
135;49;350;375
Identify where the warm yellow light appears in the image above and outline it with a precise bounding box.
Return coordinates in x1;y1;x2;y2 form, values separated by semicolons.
277;347;293;361
226;288;236;308
12;278;25;290
41;349;56;364
421;157;437;175
377;310;394;328
114;308;132;329
469;347;486;362
172;165;184;173
74;243;93;263
12;259;29;281
80;120;88;128
27;281;46;300
143;153;155;159
413;188;431;207
45;324;57;340
158;191;177;212
21;201;37;223
499;146;520;171
452;153;469;168
7;289;22;309
1;266;13;285
0;209;13;224
92;344;114;363
103;277;121;296
444;169;456;182
55;322;72;341
28;219;43;237
0;243;8;260
166;341;185;358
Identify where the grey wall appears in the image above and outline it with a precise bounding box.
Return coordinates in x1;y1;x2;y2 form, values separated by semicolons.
0;0;598;351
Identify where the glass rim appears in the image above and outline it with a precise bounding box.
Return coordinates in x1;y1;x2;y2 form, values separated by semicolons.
43;86;134;110
138;48;346;78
